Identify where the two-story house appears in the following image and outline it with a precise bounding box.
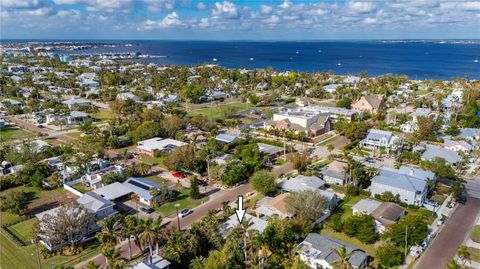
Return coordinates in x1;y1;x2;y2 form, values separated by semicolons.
351;95;384;114
360;129;399;151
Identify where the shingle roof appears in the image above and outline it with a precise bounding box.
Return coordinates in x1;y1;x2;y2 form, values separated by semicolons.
300;233;368;268
371;202;405;226
372;167;428;193
282;175;325;192
352;199;382;214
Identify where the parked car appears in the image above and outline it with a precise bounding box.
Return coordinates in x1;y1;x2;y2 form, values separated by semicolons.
457;193;467;204
172;171;186;178
425;200;439;207
140;207;154;214
198;180;208;186
178;209;192;218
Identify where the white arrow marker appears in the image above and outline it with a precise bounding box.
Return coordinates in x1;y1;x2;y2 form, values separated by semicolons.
235;195;246;224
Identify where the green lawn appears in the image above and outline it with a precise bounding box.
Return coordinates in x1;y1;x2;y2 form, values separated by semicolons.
91;108;115;122
0;127;34;142
146;175;171;187
467;247;480;263
64;131;83;140
8;218;37;245
308;159;331;169
73;183;89;194
187;102;249;120
337;194;368;220
318;135;339;146
140;156;164;166
157;189;208;217
320;227;377;256
470;225;480;243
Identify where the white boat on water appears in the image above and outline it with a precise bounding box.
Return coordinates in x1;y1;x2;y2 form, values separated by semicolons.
474;57;479;63
337;61;342;66
318;49;322;53
296;50;299;54
212;58;218;62
249;57;254;61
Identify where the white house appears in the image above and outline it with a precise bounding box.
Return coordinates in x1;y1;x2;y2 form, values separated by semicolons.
360;129;400;151
137;137;187;157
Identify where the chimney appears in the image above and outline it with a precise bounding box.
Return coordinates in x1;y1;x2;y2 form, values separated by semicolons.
409;169;414;176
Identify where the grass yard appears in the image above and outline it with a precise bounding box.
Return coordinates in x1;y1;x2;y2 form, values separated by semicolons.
188;102;249;120
467;247;480;263
470;225;480;243
0;127;34;142
157;189;208;217
140;156;164;166
320;227;377;256
318;135;339;146
308;159;331;169
64;131;83;140
336;194;368;220
8;218;38;245
73;183;89;194
146;175;172;187
91;108;115;122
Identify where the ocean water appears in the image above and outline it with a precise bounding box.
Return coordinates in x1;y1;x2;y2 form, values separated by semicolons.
61;40;480;80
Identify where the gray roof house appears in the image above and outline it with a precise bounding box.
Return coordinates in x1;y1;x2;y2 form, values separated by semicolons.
422;144;461;165
320;161;347;185
459;128;480;141
257;143;284;158
62;97;91;109
360;129;399;150
123;177;167;207
215;133;240;144
297;233;368;269
352;199;382;215
77;192;118;221
218;213;268;238
282;175;326;192
370;166;435;206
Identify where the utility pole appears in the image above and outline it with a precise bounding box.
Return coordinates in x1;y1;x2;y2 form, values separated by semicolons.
175;204;181;231
404;225;408;257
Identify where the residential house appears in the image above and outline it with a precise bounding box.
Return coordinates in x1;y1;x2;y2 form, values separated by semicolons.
1;98;22;109
370;166;435;206
257;143;285;159
62;97;91;109
443;138;473;153
218;213;268;238
77;192;118;221
323;84;341;94
370;202;405;233
81;165;124;190
67;111;89;125
215;133;240;145
460;128;480;141
352;199;382;215
360;129;399;151
211;153;233;165
296;97;313;107
137;137;187;157
117;92;139;102
351;95;385;114
297;233;368;269
123;177;168;206
320;161;347;185
130;254;171;269
282;175;337;211
254;193;293;219
422;144;461;166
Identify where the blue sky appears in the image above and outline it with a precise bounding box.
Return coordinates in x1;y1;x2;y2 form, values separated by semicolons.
1;0;480;40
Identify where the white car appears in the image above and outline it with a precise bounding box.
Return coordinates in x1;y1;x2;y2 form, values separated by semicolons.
178;209;192;218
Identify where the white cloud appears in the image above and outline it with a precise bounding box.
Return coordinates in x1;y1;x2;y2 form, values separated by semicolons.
1;0;39;8
212;1;238;19
143;0;174;12
278;0;292;9
363;17;377;24
263;15;279;25
260;5;272;14
141;12;183;29
347;1;377;13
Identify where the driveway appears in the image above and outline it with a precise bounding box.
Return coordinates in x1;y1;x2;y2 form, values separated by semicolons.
414;196;480;269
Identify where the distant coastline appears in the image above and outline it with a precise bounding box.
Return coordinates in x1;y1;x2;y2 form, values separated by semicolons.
2;40;480;80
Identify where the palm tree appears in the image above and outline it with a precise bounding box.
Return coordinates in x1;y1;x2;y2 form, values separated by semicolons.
331;246;352;269
139;218;156;257
152;216;165;255
447;260;461;269
131;193;139;218
121;215;137;260
457;244;471;267
189;256;206;269
98;217;122;247
101;245;121;268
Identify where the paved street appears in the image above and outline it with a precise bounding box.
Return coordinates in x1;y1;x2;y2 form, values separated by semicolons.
414;196;480;269
75;183;252;268
168;183;252;229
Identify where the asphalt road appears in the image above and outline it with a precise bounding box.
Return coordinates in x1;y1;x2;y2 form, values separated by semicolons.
168;183;252;229
414;196;480;269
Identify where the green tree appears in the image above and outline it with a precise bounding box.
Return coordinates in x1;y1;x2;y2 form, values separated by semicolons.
190;177;201;199
385;214;429;247
285;190;328;223
250;170;278;196
331;246;352;269
288;152;311;172
375;243;404;267
457;244;471;267
97;217;122;247
221;160;248;186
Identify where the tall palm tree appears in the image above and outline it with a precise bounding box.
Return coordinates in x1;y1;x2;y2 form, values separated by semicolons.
331;246;352;269
121;215;137;260
152;216;165;255
139;218;156;257
98;217;122;247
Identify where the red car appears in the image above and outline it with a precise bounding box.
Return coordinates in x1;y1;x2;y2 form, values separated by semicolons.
172;171;186;178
